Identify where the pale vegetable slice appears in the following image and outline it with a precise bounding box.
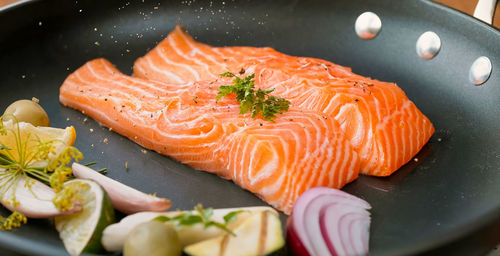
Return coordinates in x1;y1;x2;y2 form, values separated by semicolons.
124;221;182;256
101;206;275;252
0;176;81;218
184;210;284;256
55;179;115;256
72;163;171;214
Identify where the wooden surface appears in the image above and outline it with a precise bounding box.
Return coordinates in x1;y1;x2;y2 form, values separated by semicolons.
435;0;500;28
0;0;18;8
0;0;498;28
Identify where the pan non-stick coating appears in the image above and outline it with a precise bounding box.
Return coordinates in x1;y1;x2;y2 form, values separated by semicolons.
0;0;499;255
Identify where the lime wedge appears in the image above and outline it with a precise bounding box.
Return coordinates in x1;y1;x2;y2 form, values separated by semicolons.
55;179;115;256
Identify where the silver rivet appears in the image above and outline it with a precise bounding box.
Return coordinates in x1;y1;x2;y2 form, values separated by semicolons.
416;31;441;60
469;56;492;85
355;12;382;40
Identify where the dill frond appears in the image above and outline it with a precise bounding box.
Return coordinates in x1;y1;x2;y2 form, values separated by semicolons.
0;116;84;230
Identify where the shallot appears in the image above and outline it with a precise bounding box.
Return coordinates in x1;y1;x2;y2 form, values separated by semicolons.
1;176;81;218
72;163;171;214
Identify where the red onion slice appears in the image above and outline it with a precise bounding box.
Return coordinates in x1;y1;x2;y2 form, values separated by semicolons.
287;187;371;256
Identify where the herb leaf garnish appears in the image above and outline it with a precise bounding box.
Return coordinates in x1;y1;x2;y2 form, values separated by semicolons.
153;204;244;236
217;72;290;122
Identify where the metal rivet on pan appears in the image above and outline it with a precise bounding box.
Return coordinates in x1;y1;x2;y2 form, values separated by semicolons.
416;31;441;60
469;56;492;85
355;12;382;40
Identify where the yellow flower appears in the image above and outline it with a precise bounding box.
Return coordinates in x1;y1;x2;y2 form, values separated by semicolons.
0;212;27;231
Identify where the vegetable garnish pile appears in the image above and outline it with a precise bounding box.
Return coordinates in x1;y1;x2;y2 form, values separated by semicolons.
102;206;285;256
217;72;291;122
0;114;82;230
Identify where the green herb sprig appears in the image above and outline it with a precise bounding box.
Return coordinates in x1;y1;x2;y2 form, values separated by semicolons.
154;204;244;236
216;72;290;122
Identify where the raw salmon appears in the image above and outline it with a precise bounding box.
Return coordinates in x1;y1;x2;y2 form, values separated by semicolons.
133;26;435;176
59;58;360;214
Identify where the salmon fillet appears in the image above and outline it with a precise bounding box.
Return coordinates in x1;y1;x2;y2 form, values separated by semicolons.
59;58;360;214
134;26;435;176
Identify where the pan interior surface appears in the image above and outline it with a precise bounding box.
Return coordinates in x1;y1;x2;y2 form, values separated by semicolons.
0;0;499;255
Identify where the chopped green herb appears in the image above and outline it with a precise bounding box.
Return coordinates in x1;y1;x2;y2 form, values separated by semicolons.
223;210;244;223
217;72;290;122
97;168;107;174
153;216;170;222
83;161;97;167
153;204;244;236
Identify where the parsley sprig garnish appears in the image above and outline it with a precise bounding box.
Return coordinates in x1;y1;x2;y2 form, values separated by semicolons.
216;72;290;122
154;204;244;236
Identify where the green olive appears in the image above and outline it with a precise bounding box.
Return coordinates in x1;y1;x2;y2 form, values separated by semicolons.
3;99;50;127
124;221;182;256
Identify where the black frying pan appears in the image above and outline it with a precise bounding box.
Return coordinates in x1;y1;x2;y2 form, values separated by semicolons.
0;0;499;255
